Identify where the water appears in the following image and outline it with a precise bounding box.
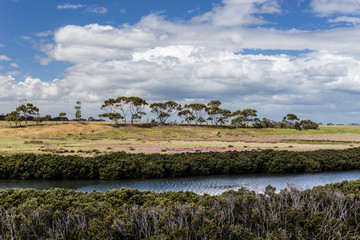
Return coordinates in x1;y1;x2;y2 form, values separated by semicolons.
0;170;359;195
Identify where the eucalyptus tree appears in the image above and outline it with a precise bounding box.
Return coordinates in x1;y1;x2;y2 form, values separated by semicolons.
74;101;82;121
150;101;179;124
16;101;39;126
231;110;245;128
241;108;257;127
183;103;207;126
59;112;67;123
283;113;299;124
33;114;44;125
218;109;232;125
114;96;129;124
100;98;123;125
4;111;23;127
98;113;123;125
206;100;222;125
206;100;232;126
231;109;257;128
126;97;148;125
282;113;299;128
177;109;194;125
43;115;52;124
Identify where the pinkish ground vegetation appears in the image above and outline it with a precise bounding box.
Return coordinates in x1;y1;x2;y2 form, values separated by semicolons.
93;145;248;152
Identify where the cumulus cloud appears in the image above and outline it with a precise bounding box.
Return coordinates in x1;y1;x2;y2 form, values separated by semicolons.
48;24;156;63
0;74;73;116
10;63;18;68
17;0;360;122
310;0;360;16
0;75;67;101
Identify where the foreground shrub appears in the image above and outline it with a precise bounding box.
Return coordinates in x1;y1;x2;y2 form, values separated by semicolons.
0;183;360;239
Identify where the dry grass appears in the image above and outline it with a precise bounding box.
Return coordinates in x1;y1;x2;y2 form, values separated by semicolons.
1;122;360;156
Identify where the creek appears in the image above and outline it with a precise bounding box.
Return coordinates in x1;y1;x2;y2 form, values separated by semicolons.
1;170;359;194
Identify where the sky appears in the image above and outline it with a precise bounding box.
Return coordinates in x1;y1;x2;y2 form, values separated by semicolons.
1;0;360;124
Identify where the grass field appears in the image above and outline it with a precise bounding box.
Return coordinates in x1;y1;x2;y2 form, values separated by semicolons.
1;121;360;156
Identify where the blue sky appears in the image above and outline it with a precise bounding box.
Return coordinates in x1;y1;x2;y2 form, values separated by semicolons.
1;0;360;123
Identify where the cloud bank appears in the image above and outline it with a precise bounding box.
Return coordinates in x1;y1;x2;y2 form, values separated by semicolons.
3;0;360;123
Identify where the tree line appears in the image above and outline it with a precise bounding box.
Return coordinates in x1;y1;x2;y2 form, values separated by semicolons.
1;97;319;129
1;147;360;180
0;180;360;239
99;96;318;129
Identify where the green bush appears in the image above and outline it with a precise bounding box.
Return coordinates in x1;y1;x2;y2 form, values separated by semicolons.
1;147;360;180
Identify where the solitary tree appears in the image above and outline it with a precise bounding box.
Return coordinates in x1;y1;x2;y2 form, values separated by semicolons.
74;101;82;121
59;112;67;123
16;101;39;127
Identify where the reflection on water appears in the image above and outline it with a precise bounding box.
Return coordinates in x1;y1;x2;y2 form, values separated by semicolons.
0;170;359;195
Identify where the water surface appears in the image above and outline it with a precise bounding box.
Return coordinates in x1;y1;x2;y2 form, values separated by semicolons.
0;170;359;195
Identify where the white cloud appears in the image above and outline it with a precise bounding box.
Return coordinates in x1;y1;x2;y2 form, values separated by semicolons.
0;55;10;61
57;3;83;9
191;0;281;26
48;24;156;63
57;3;107;15
311;0;360;16
36;30;53;37
328;16;360;24
0;75;68;102
86;6;107;15
10;63;18;68
24;0;360;122
0;43;4;47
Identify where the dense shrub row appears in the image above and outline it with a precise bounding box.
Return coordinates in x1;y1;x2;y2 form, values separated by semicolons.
1;184;360;239
1;148;360;180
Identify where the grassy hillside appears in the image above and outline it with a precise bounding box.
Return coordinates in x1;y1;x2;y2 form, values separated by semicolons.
1;122;360;156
